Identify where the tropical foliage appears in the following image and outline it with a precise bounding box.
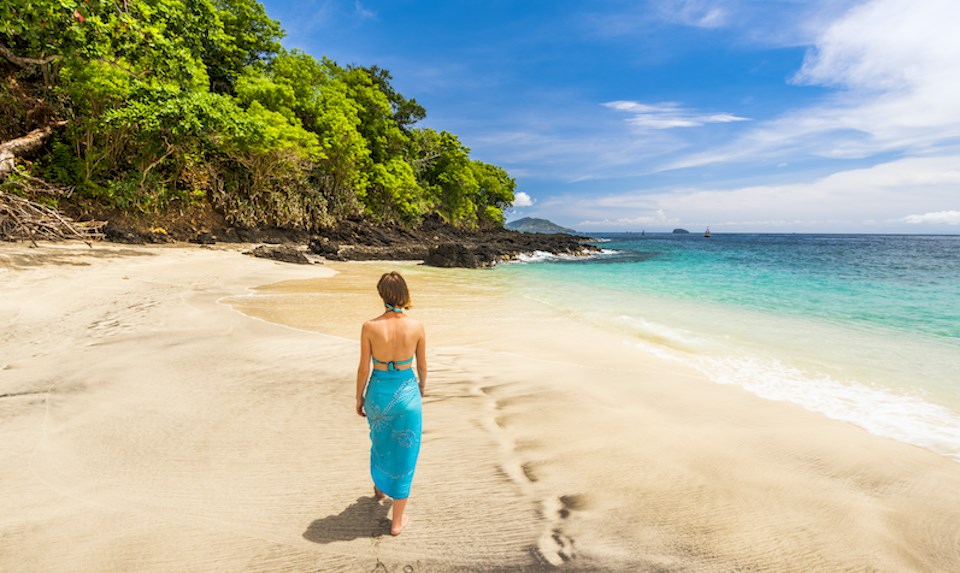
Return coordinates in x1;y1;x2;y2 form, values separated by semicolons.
0;0;517;228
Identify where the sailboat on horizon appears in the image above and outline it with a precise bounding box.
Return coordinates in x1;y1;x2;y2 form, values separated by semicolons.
704;226;711;238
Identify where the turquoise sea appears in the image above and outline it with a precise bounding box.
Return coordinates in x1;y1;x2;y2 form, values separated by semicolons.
498;233;960;461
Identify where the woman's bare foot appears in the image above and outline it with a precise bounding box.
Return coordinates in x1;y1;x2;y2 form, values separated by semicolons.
373;486;385;500
390;514;409;536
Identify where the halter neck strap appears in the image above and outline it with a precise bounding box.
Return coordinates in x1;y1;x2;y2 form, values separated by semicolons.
385;303;405;313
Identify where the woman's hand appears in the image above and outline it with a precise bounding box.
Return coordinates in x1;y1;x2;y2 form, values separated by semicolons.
356;396;366;417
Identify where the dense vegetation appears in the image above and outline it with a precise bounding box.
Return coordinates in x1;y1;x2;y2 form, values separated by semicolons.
0;0;517;231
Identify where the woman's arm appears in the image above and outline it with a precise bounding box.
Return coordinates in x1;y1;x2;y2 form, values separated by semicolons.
415;322;427;396
356;323;372;417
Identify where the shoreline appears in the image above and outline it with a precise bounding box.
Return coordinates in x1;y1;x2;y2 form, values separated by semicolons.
96;215;601;268
3;242;960;571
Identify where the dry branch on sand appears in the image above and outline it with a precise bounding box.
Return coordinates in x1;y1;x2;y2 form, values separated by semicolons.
0;170;104;245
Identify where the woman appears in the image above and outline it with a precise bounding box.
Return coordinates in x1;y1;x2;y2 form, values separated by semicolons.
356;271;426;536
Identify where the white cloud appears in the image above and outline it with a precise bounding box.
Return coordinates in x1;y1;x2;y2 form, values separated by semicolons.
665;0;960;170
512;191;535;207
579;209;673;227
903;211;960;225
604;101;749;130
542;154;960;232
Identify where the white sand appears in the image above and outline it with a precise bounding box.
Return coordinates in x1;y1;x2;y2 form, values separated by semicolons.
3;243;960;572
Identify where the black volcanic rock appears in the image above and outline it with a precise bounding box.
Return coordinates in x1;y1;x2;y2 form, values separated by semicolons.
246;245;312;264
306;215;599;268
424;243;498;268
103;222;174;244
192;230;216;245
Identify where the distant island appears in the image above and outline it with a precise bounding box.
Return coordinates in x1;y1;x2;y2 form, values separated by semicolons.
672;228;691;234
506;217;577;234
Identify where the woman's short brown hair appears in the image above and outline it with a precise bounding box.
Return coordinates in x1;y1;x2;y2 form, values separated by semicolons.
377;271;411;309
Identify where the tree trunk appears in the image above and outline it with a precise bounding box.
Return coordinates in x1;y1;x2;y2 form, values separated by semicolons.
0;121;68;179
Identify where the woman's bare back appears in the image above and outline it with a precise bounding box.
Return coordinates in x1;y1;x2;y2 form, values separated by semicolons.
364;315;424;366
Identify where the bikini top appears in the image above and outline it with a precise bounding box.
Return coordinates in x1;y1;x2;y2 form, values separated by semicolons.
372;355;414;371
373;304;413;370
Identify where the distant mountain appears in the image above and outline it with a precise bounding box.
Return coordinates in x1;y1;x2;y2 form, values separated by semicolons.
672;228;690;234
506;217;577;234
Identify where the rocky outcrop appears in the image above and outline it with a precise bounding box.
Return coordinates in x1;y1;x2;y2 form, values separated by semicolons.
98;212;599;268
103;222;174;244
423;243;498;268
245;245;314;265
307;215;600;268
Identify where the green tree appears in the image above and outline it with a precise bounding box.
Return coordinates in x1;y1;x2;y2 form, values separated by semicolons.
412;129;479;227
1;0;515;232
204;0;283;93
365;157;423;223
362;65;426;129
471;160;516;227
312;78;369;219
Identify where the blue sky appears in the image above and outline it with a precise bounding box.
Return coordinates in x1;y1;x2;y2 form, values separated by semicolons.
259;0;960;233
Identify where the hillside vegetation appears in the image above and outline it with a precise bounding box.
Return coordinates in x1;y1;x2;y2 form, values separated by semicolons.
0;0;516;236
505;217;575;234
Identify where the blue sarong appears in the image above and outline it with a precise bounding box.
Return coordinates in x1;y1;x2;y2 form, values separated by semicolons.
365;368;422;499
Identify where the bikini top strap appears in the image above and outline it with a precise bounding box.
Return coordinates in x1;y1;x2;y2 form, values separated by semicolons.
384;303;404;313
372;356;415;371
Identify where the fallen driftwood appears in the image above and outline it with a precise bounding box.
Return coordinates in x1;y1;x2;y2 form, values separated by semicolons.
0;168;104;245
0;121;68;179
0;191;105;245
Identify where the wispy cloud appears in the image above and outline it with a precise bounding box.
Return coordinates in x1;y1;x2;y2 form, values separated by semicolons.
354;0;375;19
579;209;674;227
464;113;690;183
655;0;729;29
604;101;750;129
903;211;960;225
663;0;960;171
535;154;960;232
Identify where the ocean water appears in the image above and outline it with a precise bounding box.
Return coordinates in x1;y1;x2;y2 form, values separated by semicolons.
498;233;960;461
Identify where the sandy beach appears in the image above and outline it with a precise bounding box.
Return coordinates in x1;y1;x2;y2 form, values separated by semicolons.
2;242;960;572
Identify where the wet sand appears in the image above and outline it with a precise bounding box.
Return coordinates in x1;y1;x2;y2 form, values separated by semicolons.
2;243;960;572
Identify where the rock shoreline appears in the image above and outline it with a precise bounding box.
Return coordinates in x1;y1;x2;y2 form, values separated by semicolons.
308;216;600;267
103;215;601;268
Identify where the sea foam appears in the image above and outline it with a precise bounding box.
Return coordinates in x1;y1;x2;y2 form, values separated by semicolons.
623;330;960;463
607;311;960;461
695;354;960;462
512;249;620;263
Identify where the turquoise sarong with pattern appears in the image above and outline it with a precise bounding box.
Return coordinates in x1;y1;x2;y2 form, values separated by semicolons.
365;368;422;499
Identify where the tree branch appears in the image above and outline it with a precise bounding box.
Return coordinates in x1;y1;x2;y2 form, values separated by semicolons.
139;140;176;189
0;189;104;245
0;121;69;179
0;43;63;69
95;57;150;79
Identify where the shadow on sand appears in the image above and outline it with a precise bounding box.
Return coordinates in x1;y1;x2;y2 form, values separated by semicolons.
303;495;392;543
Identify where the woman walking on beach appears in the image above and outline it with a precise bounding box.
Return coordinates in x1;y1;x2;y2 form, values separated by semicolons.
356;271;426;536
